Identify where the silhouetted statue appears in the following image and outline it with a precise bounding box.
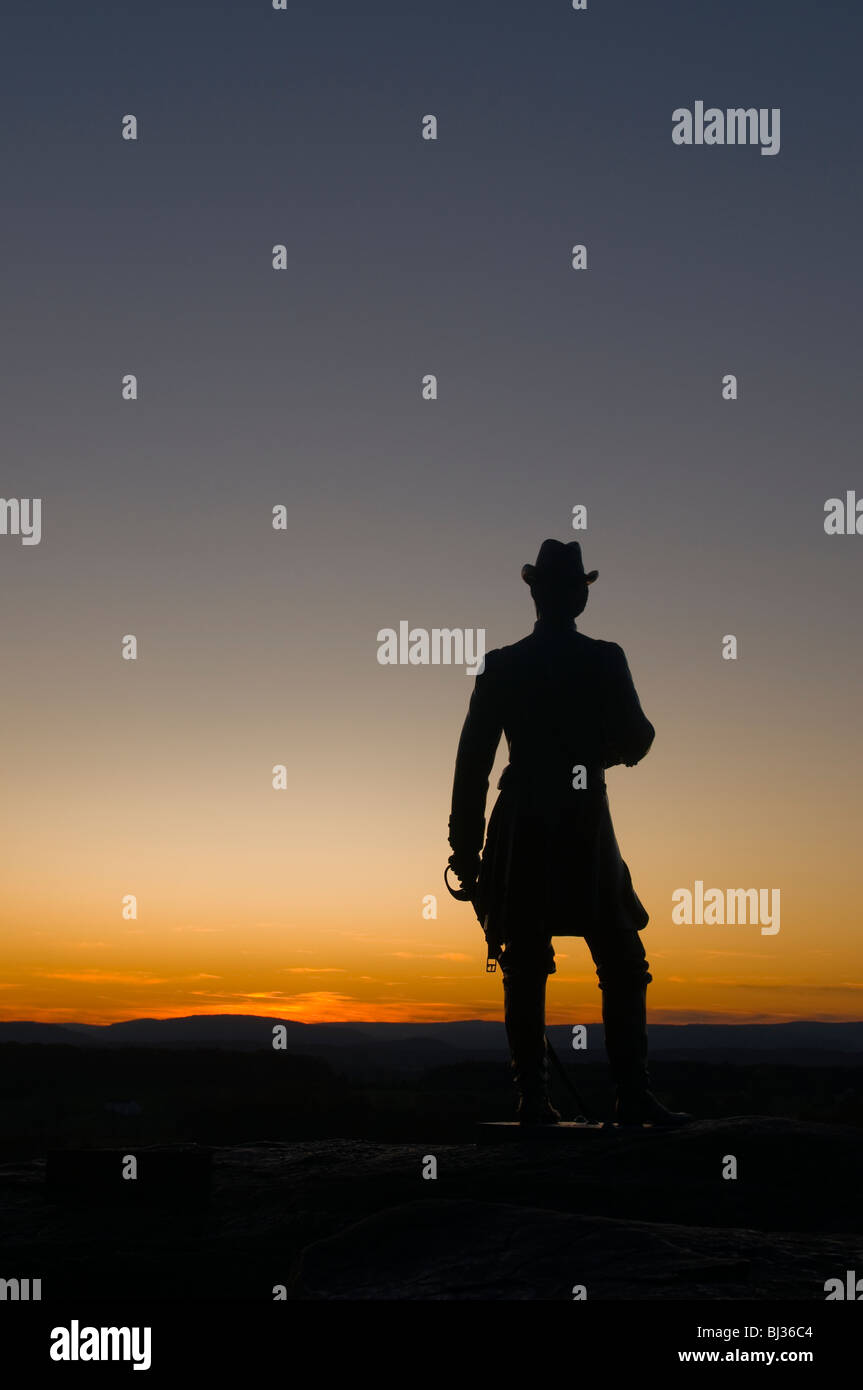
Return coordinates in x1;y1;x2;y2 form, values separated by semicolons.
448;539;691;1127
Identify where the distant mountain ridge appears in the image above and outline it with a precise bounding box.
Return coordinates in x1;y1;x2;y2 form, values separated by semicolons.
1;1015;862;1067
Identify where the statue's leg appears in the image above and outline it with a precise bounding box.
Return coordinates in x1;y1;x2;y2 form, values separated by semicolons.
586;930;692;1126
500;935;560;1125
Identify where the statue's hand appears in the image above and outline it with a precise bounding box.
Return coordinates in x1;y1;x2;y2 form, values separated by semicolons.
447;850;480;895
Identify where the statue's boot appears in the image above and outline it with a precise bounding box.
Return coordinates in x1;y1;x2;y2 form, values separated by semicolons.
502;969;560;1125
603;979;692;1126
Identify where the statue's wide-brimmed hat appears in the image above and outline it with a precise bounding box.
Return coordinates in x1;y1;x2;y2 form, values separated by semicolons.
521;538;598;589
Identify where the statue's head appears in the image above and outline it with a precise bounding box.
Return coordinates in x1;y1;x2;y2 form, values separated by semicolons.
521;539;597;620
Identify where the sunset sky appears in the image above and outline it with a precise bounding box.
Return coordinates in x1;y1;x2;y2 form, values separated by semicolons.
2;0;861;1026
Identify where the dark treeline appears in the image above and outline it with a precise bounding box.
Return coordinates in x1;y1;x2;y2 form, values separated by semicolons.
1;1042;861;1156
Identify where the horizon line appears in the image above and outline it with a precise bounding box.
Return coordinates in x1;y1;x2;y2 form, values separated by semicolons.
3;1012;863;1029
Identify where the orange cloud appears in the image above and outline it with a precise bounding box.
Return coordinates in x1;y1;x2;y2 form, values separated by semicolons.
282;967;347;974
38;971;171;985
389;952;473;961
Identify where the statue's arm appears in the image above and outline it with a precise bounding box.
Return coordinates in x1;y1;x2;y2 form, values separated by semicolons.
600;643;655;768
448;659;504;880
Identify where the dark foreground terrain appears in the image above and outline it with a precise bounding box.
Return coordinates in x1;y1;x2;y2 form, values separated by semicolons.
0;1042;860;1300
1;1120;861;1300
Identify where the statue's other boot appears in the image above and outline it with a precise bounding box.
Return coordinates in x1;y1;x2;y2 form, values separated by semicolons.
502;970;560;1126
603;980;692;1127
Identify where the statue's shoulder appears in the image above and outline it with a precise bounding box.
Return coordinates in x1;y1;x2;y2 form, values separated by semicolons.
577;632;626;663
475;644;507;679
474;637;529;682
487;633;536;665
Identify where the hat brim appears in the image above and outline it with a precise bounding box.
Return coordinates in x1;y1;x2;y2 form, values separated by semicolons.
522;564;598;586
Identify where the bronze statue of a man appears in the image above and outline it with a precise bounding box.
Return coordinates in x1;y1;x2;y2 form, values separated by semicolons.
448;539;690;1127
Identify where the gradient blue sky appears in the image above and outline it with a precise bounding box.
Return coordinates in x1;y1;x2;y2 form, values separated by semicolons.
2;0;861;1024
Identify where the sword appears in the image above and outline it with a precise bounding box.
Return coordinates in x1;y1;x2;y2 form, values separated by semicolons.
444;862;497;972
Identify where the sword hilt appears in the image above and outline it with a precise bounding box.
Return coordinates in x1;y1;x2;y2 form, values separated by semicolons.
444;863;474;902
